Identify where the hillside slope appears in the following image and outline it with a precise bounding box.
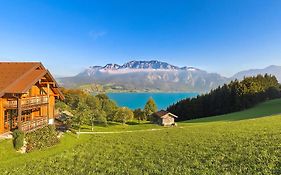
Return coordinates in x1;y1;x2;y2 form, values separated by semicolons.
1;99;281;174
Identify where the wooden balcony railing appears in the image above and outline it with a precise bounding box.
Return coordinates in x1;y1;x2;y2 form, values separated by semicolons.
21;116;48;132
4;96;48;109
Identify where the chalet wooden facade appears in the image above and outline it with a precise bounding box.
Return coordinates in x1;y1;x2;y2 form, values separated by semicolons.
0;62;64;134
151;110;178;126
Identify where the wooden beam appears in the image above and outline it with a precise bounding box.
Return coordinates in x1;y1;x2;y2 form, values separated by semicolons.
47;83;50;123
17;97;22;130
0;99;4;134
39;82;55;85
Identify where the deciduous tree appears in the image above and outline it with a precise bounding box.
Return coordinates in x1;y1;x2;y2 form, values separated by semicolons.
144;97;158;118
113;107;134;124
133;108;147;122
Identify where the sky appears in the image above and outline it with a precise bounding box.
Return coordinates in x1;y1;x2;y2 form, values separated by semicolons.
0;0;281;77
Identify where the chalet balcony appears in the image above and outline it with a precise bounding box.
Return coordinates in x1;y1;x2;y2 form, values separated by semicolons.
4;96;48;109
21;116;48;132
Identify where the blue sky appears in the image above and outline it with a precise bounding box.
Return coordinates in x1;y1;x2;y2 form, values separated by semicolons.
0;0;281;77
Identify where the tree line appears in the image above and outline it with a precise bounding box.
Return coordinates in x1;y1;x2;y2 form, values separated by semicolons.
167;74;281;121
56;88;158;131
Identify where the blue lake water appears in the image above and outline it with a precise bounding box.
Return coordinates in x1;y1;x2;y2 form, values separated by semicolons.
107;92;198;110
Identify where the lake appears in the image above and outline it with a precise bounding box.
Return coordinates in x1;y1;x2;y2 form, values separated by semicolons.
107;92;198;110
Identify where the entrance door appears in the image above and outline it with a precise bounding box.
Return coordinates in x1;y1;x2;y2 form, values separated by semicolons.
4;109;18;131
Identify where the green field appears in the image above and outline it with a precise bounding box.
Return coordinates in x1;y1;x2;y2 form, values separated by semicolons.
1;99;281;174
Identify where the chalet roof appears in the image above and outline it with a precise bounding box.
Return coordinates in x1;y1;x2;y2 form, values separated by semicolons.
0;62;64;99
153;110;178;118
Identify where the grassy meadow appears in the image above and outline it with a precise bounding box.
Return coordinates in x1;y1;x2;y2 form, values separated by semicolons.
1;99;281;174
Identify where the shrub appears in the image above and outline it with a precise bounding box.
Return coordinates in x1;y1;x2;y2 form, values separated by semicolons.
25;125;60;152
12;129;24;150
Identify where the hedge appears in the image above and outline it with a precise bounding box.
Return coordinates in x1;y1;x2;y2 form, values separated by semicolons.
25;125;60;152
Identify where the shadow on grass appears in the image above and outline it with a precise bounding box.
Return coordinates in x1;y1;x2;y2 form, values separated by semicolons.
126;121;139;125
106;122;121;126
126;121;152;125
126;121;141;125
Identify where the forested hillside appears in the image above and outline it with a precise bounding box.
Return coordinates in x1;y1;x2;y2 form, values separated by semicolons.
167;74;281;121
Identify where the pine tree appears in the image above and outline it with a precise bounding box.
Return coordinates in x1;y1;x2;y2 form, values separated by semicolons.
167;74;281;121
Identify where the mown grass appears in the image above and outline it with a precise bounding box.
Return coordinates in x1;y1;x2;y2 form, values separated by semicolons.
1;99;281;174
0;133;91;170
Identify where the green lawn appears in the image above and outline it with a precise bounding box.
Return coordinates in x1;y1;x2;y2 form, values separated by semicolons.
1;99;281;174
0;132;91;170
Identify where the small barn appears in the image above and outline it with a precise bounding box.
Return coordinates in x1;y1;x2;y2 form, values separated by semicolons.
151;110;178;126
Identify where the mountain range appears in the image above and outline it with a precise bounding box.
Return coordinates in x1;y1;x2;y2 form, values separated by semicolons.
58;60;281;93
232;65;281;82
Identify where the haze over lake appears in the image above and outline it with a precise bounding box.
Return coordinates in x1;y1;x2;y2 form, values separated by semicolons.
107;92;198;110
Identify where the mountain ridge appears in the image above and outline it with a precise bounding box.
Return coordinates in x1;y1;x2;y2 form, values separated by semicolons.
58;60;281;93
86;60;201;72
232;65;281;82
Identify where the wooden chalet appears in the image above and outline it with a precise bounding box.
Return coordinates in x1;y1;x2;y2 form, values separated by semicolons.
0;62;64;134
151;110;178;126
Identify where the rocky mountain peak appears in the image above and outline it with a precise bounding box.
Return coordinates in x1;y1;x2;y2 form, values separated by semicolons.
90;60;185;70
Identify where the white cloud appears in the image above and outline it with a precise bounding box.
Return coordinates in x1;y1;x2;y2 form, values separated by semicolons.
89;30;107;40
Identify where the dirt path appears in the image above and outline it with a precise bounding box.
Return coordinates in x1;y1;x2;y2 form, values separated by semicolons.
0;132;12;140
77;128;165;134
